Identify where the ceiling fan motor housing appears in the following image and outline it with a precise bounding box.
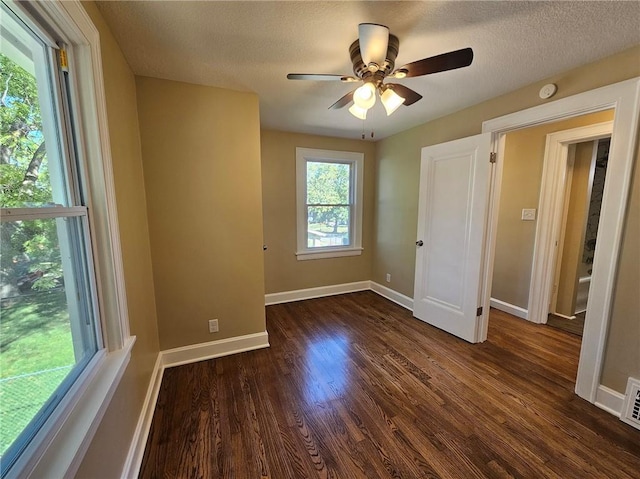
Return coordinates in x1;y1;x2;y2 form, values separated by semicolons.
349;34;400;81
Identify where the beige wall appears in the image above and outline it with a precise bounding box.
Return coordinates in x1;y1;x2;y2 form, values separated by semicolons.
63;6;640;476
261;130;375;293
373;45;640;393
76;3;160;477
492;111;612;310
136;77;265;350
555;141;594;317
603;122;640;392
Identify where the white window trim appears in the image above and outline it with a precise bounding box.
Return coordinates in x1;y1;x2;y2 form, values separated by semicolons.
295;147;364;260
2;1;134;478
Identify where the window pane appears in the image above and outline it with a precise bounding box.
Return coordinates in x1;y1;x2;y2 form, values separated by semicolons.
307;206;350;247
0;9;69;208
0;216;98;460
307;161;350;205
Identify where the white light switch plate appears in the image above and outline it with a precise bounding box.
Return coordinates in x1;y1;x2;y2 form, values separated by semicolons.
522;208;536;221
208;319;219;333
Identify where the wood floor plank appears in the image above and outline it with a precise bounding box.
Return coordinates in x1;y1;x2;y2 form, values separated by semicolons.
139;292;640;478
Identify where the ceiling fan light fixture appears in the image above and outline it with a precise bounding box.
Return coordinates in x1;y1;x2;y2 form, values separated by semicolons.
348;104;368;120
393;69;408;79
380;87;405;116
353;82;376;109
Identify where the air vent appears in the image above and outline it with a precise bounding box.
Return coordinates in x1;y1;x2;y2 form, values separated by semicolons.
621;377;640;430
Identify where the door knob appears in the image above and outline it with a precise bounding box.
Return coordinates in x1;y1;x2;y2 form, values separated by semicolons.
416;240;424;247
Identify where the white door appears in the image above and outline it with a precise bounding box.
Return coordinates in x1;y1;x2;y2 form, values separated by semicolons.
413;133;492;343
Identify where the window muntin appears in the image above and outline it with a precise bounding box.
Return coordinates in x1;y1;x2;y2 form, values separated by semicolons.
0;4;99;474
296;148;364;260
306;161;353;248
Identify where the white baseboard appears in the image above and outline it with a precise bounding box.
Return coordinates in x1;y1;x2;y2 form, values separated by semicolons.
265;281;370;306
265;280;415;312
119;288;625;479
552;312;577;320
162;331;270;368
490;298;528;320
594;384;624;417
121;354;163;478
369;282;413;311
121;331;269;478
122;282;412;478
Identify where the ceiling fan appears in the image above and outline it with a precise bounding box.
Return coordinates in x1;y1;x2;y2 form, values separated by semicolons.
287;23;474;119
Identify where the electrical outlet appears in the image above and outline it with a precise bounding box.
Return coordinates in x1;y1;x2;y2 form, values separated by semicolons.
386;273;391;283
208;319;219;333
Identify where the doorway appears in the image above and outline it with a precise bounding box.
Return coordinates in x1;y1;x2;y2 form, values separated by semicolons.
481;78;640;403
413;78;639;405
490;112;614;332
548;135;611;336
525;120;614;331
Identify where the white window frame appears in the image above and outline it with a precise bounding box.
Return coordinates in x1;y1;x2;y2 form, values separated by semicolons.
2;1;134;478
295;147;364;260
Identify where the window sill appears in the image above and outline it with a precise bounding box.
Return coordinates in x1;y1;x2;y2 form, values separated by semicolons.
7;336;136;479
296;247;363;261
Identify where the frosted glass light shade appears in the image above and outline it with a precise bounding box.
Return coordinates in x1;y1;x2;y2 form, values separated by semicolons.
353;82;376;109
349;104;368;120
380;87;405;116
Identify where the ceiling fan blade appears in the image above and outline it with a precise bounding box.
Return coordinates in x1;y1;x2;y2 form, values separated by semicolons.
397;47;474;78
329;90;355;110
287;73;358;82
386;83;422;106
358;23;389;67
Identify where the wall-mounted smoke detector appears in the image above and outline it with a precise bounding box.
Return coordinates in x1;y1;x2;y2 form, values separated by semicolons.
539;83;557;100
621;377;640;430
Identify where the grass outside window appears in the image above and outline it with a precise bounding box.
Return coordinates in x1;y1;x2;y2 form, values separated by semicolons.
0;290;71;454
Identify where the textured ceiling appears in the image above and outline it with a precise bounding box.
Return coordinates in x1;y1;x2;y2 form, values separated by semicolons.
96;1;640;140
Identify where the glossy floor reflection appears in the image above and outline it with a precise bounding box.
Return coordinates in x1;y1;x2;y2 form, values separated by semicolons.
140;291;640;478
303;334;350;405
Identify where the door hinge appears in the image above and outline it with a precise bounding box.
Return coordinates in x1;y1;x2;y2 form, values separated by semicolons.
489;152;497;164
476;306;483;317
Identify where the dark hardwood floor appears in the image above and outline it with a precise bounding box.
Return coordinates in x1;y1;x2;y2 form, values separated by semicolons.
547;312;586;337
140;291;640;478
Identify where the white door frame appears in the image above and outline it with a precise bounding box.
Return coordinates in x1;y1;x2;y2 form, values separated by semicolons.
480;77;640;403
529;121;613;325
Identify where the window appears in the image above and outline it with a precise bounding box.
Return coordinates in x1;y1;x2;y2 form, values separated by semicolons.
0;1;131;477
296;148;364;260
0;4;100;473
